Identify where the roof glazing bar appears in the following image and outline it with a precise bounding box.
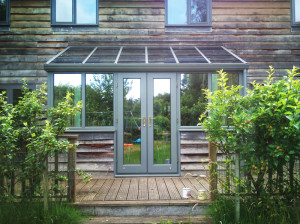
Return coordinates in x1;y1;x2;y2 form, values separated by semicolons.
194;46;211;64
46;46;70;64
169;46;179;64
82;47;98;64
145;46;148;64
221;46;247;64
115;46;123;64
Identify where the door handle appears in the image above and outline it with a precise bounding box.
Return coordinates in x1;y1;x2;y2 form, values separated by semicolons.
149;116;152;127
143;116;146;127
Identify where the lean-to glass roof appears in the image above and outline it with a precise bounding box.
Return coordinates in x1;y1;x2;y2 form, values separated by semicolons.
45;45;248;72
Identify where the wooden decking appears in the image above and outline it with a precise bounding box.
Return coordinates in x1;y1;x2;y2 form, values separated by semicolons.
75;177;210;205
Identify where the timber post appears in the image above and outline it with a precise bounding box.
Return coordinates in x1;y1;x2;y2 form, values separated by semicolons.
59;134;78;202
208;141;217;201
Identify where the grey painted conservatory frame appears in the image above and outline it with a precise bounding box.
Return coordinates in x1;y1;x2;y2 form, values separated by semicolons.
44;45;248;176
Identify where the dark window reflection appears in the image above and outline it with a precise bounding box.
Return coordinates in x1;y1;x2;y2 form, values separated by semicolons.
181;73;208;126
0;0;7;22
191;0;207;23
86;74;114;126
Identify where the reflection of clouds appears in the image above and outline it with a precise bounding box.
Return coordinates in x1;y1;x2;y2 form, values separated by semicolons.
168;0;187;25
296;0;300;22
54;74;81;87
56;0;72;22
154;79;170;96
76;0;97;24
125;79;140;100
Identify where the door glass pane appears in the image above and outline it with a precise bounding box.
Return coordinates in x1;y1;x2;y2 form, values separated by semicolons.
54;74;82;127
56;0;72;22
0;0;7;22
153;79;171;164
76;0;97;24
13;89;23;105
191;0;207;23
86;74;113;126
123;79;141;164
167;0;187;25
181;73;208;126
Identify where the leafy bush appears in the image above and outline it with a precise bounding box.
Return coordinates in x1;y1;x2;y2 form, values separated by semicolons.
0;202;84;224
201;67;300;200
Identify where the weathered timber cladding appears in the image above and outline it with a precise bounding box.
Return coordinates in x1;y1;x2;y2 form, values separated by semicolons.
0;0;299;177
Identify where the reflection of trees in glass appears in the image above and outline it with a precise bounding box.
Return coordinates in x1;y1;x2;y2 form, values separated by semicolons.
181;73;208;126
191;0;207;23
86;74;113;126
54;84;82;127
154;93;171;139
0;0;7;22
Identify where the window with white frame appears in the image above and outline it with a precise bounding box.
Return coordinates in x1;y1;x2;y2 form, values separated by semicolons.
166;0;211;28
291;0;300;30
51;0;98;25
0;0;10;26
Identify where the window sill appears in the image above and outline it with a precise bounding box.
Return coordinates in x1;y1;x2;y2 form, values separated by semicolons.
165;26;212;33
291;26;300;32
0;26;10;32
51;25;99;32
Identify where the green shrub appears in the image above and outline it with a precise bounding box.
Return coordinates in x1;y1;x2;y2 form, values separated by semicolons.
0;202;85;224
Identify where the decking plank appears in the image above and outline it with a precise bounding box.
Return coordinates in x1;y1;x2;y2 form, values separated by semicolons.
75;180;88;193
138;178;148;200
156;178;170;200
172;178;186;199
148;177;159;200
76;179;97;202
93;179;114;201
181;178;198;199
105;179;123;201
164;178;181;200
127;178;139;200
116;178;131;201
83;179;106;201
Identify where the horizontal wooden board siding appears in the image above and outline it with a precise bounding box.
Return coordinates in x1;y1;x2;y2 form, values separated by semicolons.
0;0;299;177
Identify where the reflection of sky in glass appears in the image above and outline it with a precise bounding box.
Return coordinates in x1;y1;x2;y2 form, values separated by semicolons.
54;74;81;87
167;0;187;24
56;0;72;22
296;0;300;22
86;74;98;85
154;79;170;96
125;79;140;100
77;0;97;24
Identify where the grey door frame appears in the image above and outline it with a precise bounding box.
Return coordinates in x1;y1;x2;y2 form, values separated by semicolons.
116;73;179;176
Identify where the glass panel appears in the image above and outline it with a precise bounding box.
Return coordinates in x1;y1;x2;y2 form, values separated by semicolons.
181;74;208;126
197;46;240;63
86;74;113;126
295;0;300;22
211;73;239;92
76;0;97;24
13;89;23;105
54;74;82;127
173;46;207;63
191;0;207;23
153;79;171;164
86;47;120;63
123;79;141;164
118;47;145;64
0;0;7;22
167;0;187;25
56;0;73;22
53;47;94;63
148;47;176;64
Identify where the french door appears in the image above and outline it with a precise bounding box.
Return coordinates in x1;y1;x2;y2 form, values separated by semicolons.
116;73;178;175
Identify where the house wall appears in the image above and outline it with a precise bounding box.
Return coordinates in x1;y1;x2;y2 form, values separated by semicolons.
1;0;299;177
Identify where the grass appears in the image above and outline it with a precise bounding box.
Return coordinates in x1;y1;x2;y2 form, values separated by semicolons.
123;140;171;164
208;196;300;224
0;201;85;224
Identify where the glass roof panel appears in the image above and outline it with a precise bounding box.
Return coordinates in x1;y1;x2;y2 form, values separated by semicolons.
172;46;207;63
118;46;145;64
197;46;240;63
148;46;176;63
86;46;120;63
52;47;94;63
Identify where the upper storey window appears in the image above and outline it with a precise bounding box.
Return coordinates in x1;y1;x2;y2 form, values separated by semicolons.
51;0;98;25
0;0;10;26
291;0;300;31
166;0;212;31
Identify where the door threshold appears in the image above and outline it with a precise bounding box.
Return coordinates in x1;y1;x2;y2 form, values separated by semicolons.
114;173;181;178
